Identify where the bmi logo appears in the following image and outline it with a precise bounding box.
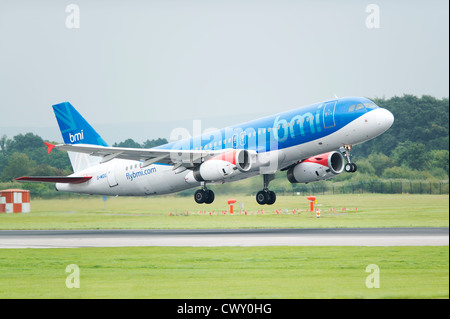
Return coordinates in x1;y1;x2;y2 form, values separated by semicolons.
69;130;84;143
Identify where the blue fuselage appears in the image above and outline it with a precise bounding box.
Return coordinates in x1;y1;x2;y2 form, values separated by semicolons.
157;96;381;154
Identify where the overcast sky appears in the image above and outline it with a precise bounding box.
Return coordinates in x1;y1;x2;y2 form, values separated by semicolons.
0;0;448;142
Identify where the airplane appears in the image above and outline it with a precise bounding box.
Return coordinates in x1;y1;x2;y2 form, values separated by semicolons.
15;97;394;205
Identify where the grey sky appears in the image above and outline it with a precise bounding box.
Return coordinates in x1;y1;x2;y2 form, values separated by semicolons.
0;0;448;143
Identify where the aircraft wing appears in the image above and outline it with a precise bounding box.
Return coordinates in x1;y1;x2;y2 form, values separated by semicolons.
53;143;226;168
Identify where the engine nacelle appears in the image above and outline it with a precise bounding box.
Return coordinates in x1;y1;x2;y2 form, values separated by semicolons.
287;151;345;184
193;159;236;182
183;160;235;183
184;149;254;184
234;149;253;172
208;149;253;172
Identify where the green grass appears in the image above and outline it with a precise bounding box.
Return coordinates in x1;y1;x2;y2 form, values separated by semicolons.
0;246;447;298
1;194;447;299
0;194;448;229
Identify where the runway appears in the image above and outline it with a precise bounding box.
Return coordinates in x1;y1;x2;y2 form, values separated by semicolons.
0;228;448;248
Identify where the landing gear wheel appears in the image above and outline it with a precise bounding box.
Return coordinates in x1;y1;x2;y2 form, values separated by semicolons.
345;163;352;173
194;189;215;204
256;190;277;205
194;189;207;204
267;191;276;205
256;191;268;205
205;190;215;204
256;174;277;205
345;163;357;173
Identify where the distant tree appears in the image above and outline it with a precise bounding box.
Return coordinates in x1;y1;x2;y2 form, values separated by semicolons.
31;164;66;177
0;134;7;157
0;135;7;174
1;152;36;181
113;138;142;148
142;138;168;148
391;141;427;171
429;150;449;175
353;159;375;176
381;166;431;180
368;152;396;177
7;133;44;154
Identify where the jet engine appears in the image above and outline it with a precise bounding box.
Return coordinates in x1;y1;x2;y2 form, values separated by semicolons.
184;149;254;183
287;151;345;184
191;159;236;182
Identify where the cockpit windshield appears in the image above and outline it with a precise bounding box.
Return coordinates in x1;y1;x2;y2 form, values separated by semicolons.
364;102;378;109
347;101;378;112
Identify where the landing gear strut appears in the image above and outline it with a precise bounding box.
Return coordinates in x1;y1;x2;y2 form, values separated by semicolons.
194;183;215;204
341;145;357;173
256;174;276;205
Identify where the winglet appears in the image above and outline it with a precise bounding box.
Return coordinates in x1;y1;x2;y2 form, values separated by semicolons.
44;142;56;154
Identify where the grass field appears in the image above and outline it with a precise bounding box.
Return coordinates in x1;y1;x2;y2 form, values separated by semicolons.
0;194;448;229
0;246;447;298
0;194;448;299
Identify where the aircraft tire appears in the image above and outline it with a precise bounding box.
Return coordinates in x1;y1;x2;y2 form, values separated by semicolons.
256;190;268;205
345;163;358;173
194;189;207;204
205;190;215;204
267;191;276;205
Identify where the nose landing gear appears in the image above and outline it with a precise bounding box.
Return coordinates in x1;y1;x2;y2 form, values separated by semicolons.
341;145;357;173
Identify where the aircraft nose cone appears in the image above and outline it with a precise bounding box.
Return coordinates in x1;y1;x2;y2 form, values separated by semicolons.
377;108;394;132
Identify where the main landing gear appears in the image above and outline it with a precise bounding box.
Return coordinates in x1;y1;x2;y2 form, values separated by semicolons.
194;183;215;204
256;174;276;205
342;145;358;173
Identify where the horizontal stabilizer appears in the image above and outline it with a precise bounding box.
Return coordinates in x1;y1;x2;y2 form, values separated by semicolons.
44;142;56;154
14;176;92;184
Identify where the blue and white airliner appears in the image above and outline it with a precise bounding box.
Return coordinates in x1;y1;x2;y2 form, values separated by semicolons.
16;97;394;205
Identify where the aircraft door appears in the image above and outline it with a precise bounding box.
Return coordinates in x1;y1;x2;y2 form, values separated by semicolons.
323;101;337;129
107;162;119;187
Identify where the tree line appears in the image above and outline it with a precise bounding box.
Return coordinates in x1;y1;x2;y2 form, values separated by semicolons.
0;94;448;197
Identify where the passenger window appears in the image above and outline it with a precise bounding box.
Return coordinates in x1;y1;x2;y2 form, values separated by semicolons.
355;104;364;111
348;105;355;112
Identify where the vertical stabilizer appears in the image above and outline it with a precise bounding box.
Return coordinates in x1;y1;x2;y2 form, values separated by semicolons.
52;102;108;172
